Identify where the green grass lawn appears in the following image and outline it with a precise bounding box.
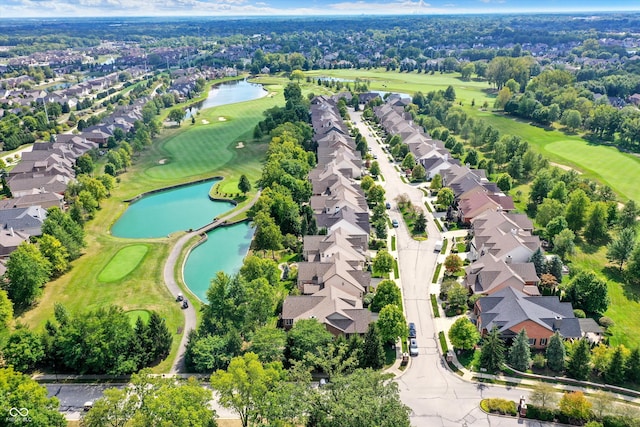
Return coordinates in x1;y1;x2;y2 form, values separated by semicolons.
470;109;640;202
17;80;284;373
305;68;494;106
126;309;151;327
98;244;149;282
570;244;640;349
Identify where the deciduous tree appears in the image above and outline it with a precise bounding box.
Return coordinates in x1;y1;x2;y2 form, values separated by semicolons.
559;392;592;424
584;202;609;244
210;353;283;427
0;367;66;426
529;382;557;409
376;304;407;344
553;228;576;260
448;317;480;351
373;250;394;275
287;319;333;361
606;228;636;271
309;369;410;427
371;279;402;312
565;189;590;233
249;325;287;363
6;242;52;307
566;270;610;314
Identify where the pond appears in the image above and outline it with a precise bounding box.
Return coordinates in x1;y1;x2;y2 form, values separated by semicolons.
184;221;254;301
111;180;234;238
185;79;268;118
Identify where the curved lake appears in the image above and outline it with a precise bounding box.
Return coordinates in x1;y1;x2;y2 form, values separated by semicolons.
111;180;234;238
185;79;268;118
184;221;254;301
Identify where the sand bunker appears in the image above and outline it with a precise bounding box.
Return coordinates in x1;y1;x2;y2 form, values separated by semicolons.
218;116;227;121
235;142;245;149
550;162;581;174
201;119;210;124
159;159;168;164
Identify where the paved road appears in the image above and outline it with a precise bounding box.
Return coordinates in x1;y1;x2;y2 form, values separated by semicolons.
165;190;260;373
351;110;558;427
45;382;239;421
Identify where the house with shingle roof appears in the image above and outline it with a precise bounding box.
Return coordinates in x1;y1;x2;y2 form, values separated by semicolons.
281;285;376;337
465;253;540;296
474;287;581;348
0;206;47;256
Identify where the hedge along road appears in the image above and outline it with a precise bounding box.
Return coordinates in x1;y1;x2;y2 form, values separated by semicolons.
165;191;260;374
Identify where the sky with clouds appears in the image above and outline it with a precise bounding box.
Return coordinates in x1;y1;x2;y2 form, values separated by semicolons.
1;0;638;18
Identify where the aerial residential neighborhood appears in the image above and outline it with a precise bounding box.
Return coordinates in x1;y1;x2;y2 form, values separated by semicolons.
1;6;640;427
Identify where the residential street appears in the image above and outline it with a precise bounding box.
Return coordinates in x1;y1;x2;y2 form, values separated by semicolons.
351;109;557;427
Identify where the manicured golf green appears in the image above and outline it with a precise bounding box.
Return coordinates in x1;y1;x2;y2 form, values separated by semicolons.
98;244;149;283
126;309;150;327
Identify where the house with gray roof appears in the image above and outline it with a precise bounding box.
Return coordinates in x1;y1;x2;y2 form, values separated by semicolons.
281;285;376;337
474;287;581;349
465;253;540;296
0;206;47;256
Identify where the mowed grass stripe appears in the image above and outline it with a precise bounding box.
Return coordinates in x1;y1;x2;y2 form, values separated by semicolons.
98;244;149;283
546;140;640;202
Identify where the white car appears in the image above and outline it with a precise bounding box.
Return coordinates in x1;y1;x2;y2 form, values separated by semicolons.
409;339;419;356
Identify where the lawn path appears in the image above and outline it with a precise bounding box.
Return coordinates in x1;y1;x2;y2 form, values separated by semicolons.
166;191;261;374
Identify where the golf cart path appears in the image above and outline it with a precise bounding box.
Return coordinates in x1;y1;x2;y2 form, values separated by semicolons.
165;190;260;374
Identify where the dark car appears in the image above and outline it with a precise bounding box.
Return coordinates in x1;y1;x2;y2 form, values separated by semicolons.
408;322;417;338
182;299;189;309
385;202;391;209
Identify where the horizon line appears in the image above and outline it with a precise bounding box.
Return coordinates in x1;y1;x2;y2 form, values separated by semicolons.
2;8;640;20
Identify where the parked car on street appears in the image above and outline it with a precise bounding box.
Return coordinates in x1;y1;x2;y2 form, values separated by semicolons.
408;322;417;338
409;338;419;356
392;219;399;228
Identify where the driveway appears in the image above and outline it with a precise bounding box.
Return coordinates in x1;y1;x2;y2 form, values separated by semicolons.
351;110;557;427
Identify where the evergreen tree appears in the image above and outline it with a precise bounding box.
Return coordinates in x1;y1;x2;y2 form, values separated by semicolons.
479;328;506;373
133;316;152;367
147;311;173;362
546;332;566;372
508;329;532;371
361;323;385;370
413;212;427;234
567;339;591;380
626;347;640;383
529;248;546;277
605;346;626;385
238;174;252;194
